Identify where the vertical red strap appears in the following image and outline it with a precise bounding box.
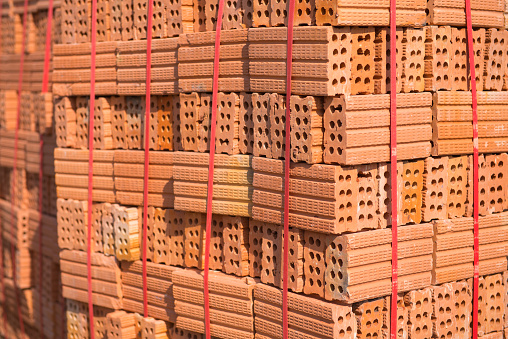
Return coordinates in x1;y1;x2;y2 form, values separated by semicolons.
10;0;30;336
87;0;99;335
389;0;398;338
203;3;225;339
0;3;7;337
464;0;479;337
39;2;54;337
142;0;154;319
41;0;54;94
283;2;296;338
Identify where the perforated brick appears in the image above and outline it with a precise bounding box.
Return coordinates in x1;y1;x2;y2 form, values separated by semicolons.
252;93;272;158
113;205;140;261
75;0;91;43
106;311;137;338
248;219;264;278
109;0;122;41
422;157;448;222
290;96;323;164
141;317;170;339
125;96;144;150
216;92;240;155
484;28;507;91
223;216;249;276
61;0;77;44
93;97;113;150
55;97;77;148
351;165;377;230
252;0;270;27
179;93;200;151
172;95;183;151
424;26;452;91
72;200;88;252
111;96;127;149
76;97;90;149
57;198;74;250
102;203;116;256
354;298;386;339
158;96;174;151
446;156;468;218
400;160;424;225
303;231;327;298
351;27;376;95
169;210;186;266
121;0;134;40
431;284;456;339
450;281;472;338
184;212;205;268
239;93;254;154
404;288;432;339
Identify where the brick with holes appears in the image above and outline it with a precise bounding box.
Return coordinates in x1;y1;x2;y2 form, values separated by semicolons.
427;0;504;28
303;231;327;298
254;283;356;338
111;96;127;149
450;27;486;91
400;160;424;224
179;93;200;151
252;156;359;234
153;207;171;264
290;96;323;164
269;93;286;159
71;200;88;252
109;0;122;41
125;96;144;150
158;96;175;151
75;0;91;43
171;327;203;339
223;216;249;276
325;224;433;303
446;156;469;218
173;152;253;217
102;203;116;256
324;93;432;166
353;298;386;339
315;0;426;26
404;287;433;339
55;97;77;148
422;156;449;222
484;29;508;91
106;311;137;338
450;280;472;338
75;97;89;149
216;92;240;154
96;0;111;42
113;205;140;261
223;0;246;29
178;30;249;92
249;26;351;96
184;213;205;269
424;26;452;91
57;198;74;250
239;92;254;154
431;284;456;339
167;0;184;36
252;93;272;158
356;164;379;230
173;269;256;337
93;97;113;150
351;27;376;95
61;0;77;43
141;317;170;339
248;219;264;278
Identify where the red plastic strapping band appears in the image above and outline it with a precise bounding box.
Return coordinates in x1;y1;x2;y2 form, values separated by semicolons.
10;0;30;336
0;2;7;336
283;1;296;338
41;0;54;94
203;2;225;338
389;0;398;337
142;0;154;319
39;2;54;337
464;0;479;337
87;0;99;335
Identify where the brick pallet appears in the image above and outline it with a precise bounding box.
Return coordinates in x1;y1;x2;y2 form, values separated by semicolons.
2;0;508;338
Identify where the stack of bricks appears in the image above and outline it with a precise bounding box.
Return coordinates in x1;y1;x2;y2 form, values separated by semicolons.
54;148;116;203
432;92;508;155
433;212;508;285
52;42;117;97
6;0;508;338
114;150;175;207
60;249;123;310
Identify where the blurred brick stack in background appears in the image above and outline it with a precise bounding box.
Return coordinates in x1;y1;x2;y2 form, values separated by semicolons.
3;0;508;338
